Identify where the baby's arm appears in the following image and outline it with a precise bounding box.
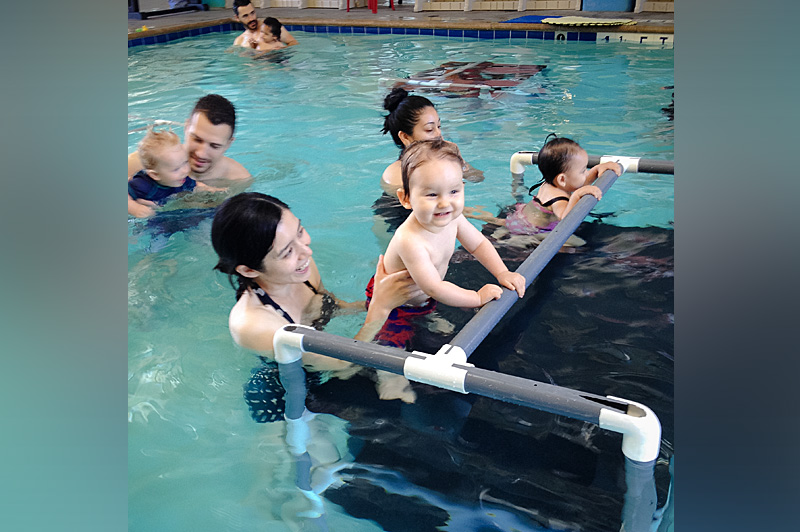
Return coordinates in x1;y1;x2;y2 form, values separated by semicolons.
586;161;623;185
456;216;525;297
128;197;157;218
398;235;499;307
195;182;226;193
554;185;603;220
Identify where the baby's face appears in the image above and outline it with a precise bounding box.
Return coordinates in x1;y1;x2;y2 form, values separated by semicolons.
260;25;278;43
151;144;190;188
405;157;464;230
560;149;590;193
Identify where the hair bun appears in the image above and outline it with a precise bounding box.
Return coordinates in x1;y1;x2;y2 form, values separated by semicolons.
383;87;410;113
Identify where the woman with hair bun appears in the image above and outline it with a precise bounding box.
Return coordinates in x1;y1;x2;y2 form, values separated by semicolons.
379;87;483;198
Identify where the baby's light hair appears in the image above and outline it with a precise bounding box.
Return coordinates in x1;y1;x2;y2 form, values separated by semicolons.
400;138;464;197
138;128;182;171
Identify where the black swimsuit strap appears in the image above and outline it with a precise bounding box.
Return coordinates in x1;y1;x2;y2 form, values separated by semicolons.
254;281;320;325
534;195;569;208
304;280;318;295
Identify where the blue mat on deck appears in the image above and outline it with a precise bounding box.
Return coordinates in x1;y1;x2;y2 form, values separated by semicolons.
503;15;558;23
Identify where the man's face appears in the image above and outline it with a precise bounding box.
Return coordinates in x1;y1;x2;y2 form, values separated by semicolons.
183;112;233;176
236;4;258;32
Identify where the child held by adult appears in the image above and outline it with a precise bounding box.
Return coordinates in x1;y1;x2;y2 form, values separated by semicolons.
366;139;525;350
128;129;225;218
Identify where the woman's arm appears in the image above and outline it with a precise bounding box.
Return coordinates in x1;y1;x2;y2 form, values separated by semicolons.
230;256;420;369
353;255;422;342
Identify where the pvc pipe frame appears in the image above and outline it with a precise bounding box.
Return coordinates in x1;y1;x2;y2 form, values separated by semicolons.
509;151;674;175
449;166;624;356
273;325;662;463
270;158;663;463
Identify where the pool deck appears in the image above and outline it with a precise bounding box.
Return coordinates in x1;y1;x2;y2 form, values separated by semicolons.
128;5;673;39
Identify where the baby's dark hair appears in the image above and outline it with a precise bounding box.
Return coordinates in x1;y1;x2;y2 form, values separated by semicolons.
400;138;464;197
192;94;236;136
262;17;282;39
382;88;436;149
530;134;584;193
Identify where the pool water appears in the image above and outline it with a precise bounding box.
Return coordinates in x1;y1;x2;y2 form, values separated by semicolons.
129;31;673;531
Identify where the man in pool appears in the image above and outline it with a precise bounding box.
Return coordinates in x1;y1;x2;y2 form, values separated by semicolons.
231;0;297;49
128;94;251;218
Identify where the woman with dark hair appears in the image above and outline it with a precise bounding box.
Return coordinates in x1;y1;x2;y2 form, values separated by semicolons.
379;87;483;198
212;193;421;418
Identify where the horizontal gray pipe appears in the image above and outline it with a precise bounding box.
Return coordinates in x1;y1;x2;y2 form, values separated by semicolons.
515;151;674;174
281;325;628;424
451;167;622;356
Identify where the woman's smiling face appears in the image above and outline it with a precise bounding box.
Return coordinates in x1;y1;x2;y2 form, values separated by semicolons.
259;209;313;284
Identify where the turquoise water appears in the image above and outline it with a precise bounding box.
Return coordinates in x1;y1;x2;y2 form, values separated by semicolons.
129;32;673;531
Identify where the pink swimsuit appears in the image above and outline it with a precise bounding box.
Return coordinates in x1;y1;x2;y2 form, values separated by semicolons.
504;196;566;235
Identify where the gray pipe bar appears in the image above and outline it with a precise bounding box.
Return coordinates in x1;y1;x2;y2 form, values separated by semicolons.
516;151;674;174
284;325;410;374
282;325;628;423
279;359;308;420
451;167;623;356
462;367;624;423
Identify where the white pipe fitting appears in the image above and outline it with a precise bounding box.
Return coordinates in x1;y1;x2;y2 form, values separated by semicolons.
600;155;638;174
272;324;314;364
598;396;662;463
403;344;473;394
509;151;535;174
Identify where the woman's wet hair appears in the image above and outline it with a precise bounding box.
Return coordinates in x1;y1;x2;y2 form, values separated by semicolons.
262;17;282;39
211;192;289;299
382;87;436;149
400;138;464;197
529;133;584;193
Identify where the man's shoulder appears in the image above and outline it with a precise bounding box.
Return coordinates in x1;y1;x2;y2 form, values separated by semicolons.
233;32;246;45
220;156;251;180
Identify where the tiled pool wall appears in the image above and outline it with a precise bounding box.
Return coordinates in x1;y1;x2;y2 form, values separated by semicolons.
128;22;674;47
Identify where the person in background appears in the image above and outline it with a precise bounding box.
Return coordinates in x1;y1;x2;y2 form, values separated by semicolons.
465;134;622;243
127;94;251;218
380;87;483;198
128;128;225;217
232;1;298;49
253;17;288;52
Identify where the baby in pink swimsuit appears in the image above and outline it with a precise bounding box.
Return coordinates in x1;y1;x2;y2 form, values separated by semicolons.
468;135;622;245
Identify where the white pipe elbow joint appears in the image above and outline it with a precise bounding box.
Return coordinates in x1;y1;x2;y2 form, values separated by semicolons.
600;155;639;174
272;324;314;364
598;396;661;463
510;151;534;174
404;344;473;393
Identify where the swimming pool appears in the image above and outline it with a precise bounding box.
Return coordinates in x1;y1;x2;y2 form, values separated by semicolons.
129;31;673;531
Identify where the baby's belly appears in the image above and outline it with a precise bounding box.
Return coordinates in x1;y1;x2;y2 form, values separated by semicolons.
404;293;433;308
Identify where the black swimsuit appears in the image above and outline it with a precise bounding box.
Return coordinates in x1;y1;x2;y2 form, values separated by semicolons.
245;281;336;424
253;280;336;329
534;195;569;208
